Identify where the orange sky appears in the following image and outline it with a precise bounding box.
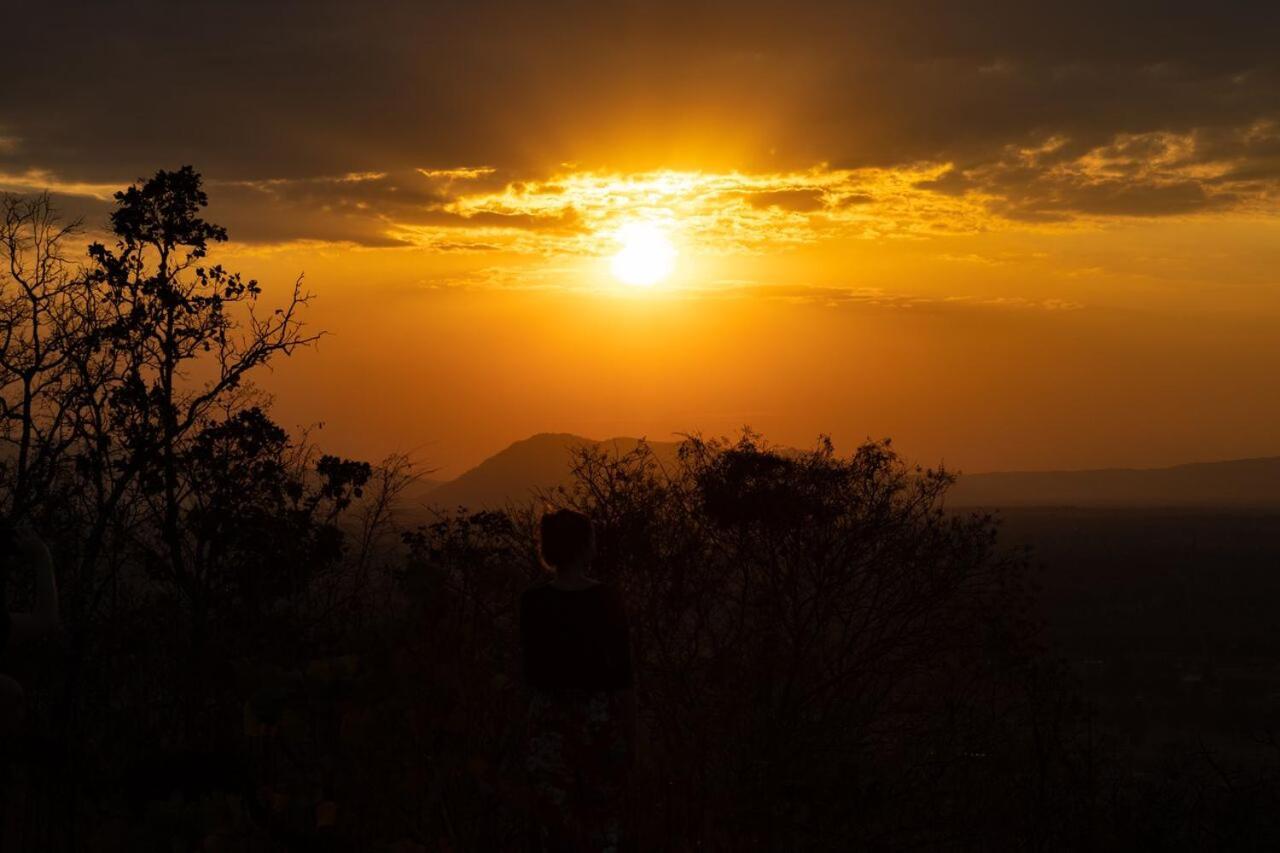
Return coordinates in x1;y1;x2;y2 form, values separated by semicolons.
3;2;1279;476
221;203;1280;477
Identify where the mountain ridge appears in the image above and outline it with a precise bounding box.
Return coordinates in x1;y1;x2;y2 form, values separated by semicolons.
407;434;1280;511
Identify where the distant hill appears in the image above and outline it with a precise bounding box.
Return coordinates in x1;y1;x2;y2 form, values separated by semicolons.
948;456;1280;509
415;433;682;511
406;436;1280;513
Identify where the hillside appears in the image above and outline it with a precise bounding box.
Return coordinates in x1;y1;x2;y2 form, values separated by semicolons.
411;437;1280;512
417;433;682;510
949;456;1280;508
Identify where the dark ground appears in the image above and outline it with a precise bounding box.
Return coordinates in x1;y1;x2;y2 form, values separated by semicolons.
994;507;1280;772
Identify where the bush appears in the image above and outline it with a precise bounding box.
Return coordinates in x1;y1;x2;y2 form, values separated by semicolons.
327;433;1089;851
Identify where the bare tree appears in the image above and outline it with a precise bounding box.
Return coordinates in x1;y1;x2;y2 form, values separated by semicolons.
354;453;420;569
0;192;84;518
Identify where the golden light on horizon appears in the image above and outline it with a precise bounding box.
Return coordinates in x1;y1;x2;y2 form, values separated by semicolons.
609;222;677;286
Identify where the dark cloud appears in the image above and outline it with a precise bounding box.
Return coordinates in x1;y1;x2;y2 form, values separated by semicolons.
711;282;1082;313
912;120;1280;220
209;188;412;248
207;173;448;246
740;188;827;212
201;171;588;246
449;208;587;234
2;1;1278;240
33;193;115;234
914;170;973;196
1015;180;1233;219
834;192;875;207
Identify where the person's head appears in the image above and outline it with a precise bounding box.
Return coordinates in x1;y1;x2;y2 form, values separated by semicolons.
538;509;595;573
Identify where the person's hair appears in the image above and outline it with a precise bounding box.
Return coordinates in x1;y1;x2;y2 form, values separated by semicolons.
538;509;594;570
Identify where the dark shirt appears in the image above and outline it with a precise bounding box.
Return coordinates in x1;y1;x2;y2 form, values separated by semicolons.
520;581;633;691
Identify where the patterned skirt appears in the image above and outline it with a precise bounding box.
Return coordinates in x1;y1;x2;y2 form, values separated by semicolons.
526;688;631;852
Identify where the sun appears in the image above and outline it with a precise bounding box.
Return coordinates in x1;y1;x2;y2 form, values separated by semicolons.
609;222;676;286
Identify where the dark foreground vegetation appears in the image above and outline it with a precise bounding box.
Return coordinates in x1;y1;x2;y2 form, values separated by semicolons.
0;170;1277;850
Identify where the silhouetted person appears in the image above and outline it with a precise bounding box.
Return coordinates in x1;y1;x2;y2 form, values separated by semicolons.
521;509;635;852
0;519;59;732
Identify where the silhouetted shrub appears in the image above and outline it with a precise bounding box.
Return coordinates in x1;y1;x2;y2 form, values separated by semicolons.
541;433;1073;849
293;433;1091;850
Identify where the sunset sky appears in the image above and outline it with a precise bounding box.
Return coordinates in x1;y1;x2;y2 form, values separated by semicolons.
4;1;1279;476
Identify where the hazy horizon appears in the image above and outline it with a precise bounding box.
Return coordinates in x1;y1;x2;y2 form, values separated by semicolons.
403;428;1280;484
